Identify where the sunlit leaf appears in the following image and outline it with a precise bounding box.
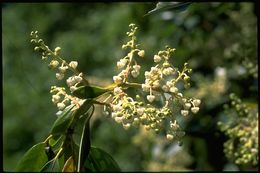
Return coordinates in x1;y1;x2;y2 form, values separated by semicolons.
72;84;114;99
62;156;76;172
77;106;94;172
146;2;192;16
16;142;48;172
84;147;121;172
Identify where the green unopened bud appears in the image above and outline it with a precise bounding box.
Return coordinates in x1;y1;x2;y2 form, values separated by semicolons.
184;75;190;81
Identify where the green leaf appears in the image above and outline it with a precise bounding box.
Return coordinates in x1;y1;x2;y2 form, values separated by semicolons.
48;136;64;147
145;2;192;16
62;156;76;172
72;85;112;99
16;142;48;172
74;99;93;118
50;104;75;136
84;147;121;172
77;106;94;172
40;157;60;172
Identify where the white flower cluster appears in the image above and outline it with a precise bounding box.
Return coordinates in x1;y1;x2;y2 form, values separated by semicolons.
141;47;200;118
50;86;83;112
111;87;173;132
109;24;201;141
49;58;85;111
30;32;87;113
113;24;144;85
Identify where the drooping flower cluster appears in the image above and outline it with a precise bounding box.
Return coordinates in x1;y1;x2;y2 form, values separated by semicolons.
110;24;201;140
218;93;258;165
30;31;87;112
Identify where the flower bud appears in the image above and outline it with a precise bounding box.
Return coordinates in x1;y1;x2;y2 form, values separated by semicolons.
163;62;171;68
162;85;169;92
34;47;40;51
58;66;68;73
184;103;191;109
142;84;150;92
49;60;59;68
129;23;135;27
123;123;131;130
70;86;77;92
54;47;61;56
30;39;36;43
115;117;123;123
152;80;160;88
57;102;66;111
133;65;141;71
170;86;178;93
56;73;64;80
38;39;44;44
122;44;127;49
181;110;189;116
137;107;145;115
69;61;78;69
147;95;155;103
191;107;200;114
113;75;123;84
117;61;125;69
138;50;145;58
52;95;60;104
114;87;123;95
74;76;82;83
111;112;117;118
154;55;161;63
131;70;139;78
177;93;183;97
166;134;174;140
193;99;201;107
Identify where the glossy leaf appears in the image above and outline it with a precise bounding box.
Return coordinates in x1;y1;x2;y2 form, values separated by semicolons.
40;157;60;172
73;99;93;119
50;104;75;135
16;142;48;172
84;147;121;172
62;156;76;172
72;84;114;99
146;2;192;16
77;106;94;172
48;136;64;147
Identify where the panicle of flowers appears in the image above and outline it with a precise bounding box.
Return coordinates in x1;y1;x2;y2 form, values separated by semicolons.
218;93;258;165
109;24;201;141
113;23;144;85
50;86;83;113
30;31;87;113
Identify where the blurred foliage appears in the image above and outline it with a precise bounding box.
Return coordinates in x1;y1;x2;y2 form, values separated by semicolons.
3;2;257;171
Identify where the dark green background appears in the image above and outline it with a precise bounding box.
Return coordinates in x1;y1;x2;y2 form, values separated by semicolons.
3;2;257;171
